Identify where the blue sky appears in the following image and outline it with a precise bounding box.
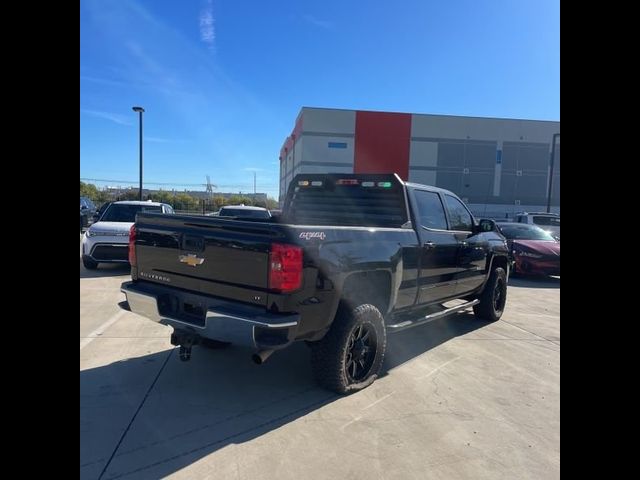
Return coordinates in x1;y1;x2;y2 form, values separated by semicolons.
80;0;560;199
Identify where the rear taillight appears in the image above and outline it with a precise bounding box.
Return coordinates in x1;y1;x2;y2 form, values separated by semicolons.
128;224;137;266
269;243;303;293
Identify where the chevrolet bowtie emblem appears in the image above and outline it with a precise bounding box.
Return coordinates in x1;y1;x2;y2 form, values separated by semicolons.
179;254;205;267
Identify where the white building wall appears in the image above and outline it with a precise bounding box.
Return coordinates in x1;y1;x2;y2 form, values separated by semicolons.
301;107;356;134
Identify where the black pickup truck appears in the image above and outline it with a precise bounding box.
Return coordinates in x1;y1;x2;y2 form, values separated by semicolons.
121;173;509;393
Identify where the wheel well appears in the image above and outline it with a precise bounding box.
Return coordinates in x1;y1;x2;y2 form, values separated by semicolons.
341;271;392;315
491;255;508;273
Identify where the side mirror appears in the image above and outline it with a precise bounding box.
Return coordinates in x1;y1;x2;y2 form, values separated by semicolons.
478;219;496;232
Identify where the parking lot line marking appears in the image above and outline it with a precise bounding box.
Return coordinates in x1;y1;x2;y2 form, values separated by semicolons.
341;416;361;430
80;310;127;350
418;356;461;379
363;391;395;411
341;392;395;430
500;319;559;345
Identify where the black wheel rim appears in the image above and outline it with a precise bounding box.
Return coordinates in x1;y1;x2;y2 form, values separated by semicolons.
493;278;505;312
345;323;377;382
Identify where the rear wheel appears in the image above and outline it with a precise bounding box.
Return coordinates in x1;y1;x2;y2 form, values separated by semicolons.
311;304;386;394
473;267;507;322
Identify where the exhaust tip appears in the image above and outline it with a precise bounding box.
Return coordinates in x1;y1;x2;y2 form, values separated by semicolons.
252;349;274;365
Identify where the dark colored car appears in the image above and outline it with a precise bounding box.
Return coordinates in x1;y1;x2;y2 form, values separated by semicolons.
496;222;560;276
121;173;510;394
80;196;97;231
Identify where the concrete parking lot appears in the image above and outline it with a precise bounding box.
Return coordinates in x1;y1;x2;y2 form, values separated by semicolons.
80;244;559;479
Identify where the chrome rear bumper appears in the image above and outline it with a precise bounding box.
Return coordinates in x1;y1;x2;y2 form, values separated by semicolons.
120;281;299;349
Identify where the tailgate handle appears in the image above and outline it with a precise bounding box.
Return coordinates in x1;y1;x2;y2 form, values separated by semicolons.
181;235;205;252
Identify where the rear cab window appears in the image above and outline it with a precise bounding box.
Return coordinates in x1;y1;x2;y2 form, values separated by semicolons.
413;190;448;230
285;175;408;227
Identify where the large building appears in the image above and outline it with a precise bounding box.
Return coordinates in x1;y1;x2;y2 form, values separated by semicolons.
279;107;559;218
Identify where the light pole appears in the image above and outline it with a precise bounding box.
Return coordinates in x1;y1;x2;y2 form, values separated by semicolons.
546;133;560;213
132;106;145;200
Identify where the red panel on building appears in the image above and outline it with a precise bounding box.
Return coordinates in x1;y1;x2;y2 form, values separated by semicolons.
280;113;304;162
354;111;411;180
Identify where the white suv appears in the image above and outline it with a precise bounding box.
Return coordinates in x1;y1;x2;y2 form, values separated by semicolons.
81;201;174;269
514;212;560;240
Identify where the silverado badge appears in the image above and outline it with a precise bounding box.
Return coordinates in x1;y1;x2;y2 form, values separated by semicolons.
179;254;205;267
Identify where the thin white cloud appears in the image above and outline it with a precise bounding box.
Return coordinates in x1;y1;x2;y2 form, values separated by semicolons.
199;0;215;50
302;14;333;29
81;109;133;126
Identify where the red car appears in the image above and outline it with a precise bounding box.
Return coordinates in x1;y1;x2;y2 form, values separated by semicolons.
496;222;560;276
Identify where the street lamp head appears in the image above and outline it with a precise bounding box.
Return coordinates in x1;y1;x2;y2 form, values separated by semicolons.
132;106;145;113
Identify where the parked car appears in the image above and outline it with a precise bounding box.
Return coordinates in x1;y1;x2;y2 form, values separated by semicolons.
80;196;97;231
81;201;174;270
514;212;560;240
120;173;510;394
217;205;272;220
496;222;560;276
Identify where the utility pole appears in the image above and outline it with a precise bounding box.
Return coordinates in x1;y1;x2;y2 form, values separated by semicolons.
132;106;145;200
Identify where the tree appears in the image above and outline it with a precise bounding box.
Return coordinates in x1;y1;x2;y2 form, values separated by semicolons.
80;181;99;201
212;196;228;209
80;181;110;204
227;195;254;206
265;197;279;210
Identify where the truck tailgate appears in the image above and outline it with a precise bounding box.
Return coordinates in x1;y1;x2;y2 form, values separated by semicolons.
133;214;279;306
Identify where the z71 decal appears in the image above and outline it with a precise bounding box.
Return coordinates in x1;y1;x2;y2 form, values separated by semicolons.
299;231;326;241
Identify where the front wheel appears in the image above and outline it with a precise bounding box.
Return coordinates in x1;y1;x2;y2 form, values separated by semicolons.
473;267;507;322
82;257;98;270
311;304;387;394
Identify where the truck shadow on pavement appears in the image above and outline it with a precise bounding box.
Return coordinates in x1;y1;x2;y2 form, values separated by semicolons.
80;311;484;480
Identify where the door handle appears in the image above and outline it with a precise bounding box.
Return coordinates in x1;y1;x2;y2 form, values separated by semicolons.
424;241;435;249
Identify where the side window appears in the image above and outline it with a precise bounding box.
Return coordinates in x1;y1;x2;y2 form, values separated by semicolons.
413;190;448;230
164;205;174;214
444;195;473;231
533;216;552;226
